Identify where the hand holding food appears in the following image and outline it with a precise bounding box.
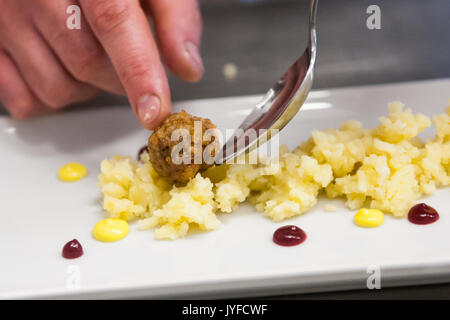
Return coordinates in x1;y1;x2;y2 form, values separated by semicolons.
0;0;203;129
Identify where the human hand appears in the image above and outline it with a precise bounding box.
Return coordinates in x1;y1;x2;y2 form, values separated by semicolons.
0;0;204;129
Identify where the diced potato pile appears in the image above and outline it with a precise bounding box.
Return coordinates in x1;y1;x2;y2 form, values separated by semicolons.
98;102;450;239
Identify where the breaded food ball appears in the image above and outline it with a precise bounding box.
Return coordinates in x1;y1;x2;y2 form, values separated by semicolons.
148;110;218;185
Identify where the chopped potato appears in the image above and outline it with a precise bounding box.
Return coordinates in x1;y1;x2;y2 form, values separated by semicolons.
98;102;450;239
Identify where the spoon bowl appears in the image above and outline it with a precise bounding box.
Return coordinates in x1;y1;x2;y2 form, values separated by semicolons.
216;0;319;164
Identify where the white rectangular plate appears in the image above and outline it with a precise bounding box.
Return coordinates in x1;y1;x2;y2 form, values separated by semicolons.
1;79;449;299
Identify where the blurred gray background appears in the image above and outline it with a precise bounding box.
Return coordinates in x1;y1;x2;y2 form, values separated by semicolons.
177;0;450;100
1;0;448;112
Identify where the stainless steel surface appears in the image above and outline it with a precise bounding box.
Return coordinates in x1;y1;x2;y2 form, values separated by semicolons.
216;0;318;164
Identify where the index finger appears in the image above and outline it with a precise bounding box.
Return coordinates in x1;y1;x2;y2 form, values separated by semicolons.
80;0;170;129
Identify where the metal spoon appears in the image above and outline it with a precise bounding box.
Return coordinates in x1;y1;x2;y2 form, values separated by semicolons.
215;0;319;164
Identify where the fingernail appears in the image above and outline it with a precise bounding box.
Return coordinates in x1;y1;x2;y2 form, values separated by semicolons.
137;94;160;126
185;41;204;74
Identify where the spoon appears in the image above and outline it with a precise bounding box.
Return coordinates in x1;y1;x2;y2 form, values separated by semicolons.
215;0;319;164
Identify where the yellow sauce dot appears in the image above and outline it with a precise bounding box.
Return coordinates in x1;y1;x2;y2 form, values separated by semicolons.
58;163;88;182
354;208;384;228
93;218;129;242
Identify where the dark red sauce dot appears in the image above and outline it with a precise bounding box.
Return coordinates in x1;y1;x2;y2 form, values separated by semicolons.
273;225;307;246
137;145;148;161
62;239;84;259
408;203;439;225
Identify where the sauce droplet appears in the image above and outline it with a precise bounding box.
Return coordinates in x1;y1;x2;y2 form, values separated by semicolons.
354;208;384;228
408;203;439;225
62;239;83;259
273;225;307;246
93;218;129;242
137;145;148;161
58;162;88;182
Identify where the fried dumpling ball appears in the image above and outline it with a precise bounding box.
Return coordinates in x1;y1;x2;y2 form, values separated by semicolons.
148;110;219;185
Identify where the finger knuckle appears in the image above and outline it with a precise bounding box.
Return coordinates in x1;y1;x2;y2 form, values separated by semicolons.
44;96;68;109
69;47;105;82
44;83;98;109
33;0;54;13
118;55;151;85
89;0;130;36
6;98;36;119
41;84;76;109
46;24;106;82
